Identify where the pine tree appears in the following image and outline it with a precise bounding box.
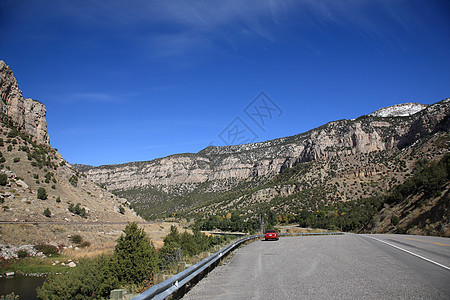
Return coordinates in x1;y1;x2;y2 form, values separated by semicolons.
37;187;47;200
112;222;160;284
43;207;51;218
0;174;7;186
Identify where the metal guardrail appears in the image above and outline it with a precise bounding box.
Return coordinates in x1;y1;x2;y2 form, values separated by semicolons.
133;231;343;300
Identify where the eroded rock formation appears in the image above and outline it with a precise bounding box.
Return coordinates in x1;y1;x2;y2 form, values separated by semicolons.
0;60;49;145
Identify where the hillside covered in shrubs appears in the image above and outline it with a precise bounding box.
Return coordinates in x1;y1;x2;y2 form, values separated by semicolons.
192;154;449;236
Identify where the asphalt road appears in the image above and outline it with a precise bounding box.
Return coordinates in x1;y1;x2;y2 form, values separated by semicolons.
183;234;450;299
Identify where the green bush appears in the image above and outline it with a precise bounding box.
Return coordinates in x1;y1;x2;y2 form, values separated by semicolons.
391;214;399;226
34;244;59;256
7;129;18;138
179;231;200;257
37;255;118;300
56;196;61;203
0;173;7;186
43;208;51;218
68;175;78;187
69;235;90;248
80;241;91;248
71;234;83;244
17;249;28;258
68;203;87;218
37;187;47;200
159;226;182;268
159;226;232;267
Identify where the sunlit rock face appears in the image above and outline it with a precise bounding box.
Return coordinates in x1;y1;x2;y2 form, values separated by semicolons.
83;99;449;192
0;60;49;145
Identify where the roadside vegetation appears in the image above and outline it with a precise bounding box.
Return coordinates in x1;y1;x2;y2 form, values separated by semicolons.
35;222;234;299
195;210;277;233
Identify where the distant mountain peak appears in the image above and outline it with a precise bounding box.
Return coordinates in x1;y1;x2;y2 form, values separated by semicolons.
369;102;428;118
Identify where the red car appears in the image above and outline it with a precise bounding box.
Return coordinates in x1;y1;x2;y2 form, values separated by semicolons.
265;229;279;241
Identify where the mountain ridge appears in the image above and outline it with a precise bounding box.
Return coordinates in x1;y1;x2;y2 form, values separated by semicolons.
76;100;445;170
79;97;449;226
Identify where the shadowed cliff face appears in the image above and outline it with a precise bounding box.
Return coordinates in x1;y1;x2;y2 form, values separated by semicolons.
83;99;449;192
0;60;49;145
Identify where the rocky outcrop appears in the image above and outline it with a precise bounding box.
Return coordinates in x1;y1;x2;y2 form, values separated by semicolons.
83;99;450;192
0;244;46;260
0;60;49;144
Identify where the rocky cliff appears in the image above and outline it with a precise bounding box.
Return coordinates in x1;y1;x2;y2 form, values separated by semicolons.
0;61;146;248
81;98;449;219
0;60;49;145
84;99;449;190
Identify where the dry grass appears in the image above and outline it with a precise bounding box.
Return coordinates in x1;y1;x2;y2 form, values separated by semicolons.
278;227;324;234
0;222;186;261
62;243;115;259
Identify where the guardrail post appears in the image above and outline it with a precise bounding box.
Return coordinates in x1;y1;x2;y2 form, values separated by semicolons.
178;262;185;273
110;289;125;300
153;273;164;285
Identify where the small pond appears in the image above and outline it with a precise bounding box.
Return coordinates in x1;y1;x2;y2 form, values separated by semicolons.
0;275;46;299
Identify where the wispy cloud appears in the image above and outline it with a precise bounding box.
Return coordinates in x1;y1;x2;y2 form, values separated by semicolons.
58;92;140;104
45;0;421;57
65;92;119;103
51;0;296;55
296;0;424;44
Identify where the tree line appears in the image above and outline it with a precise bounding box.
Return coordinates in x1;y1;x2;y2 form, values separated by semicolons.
195;210;277;233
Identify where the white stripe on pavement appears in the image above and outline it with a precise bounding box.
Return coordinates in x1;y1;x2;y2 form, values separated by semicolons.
365;236;450;271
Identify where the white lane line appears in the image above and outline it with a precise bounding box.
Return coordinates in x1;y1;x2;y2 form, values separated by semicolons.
365;236;450;271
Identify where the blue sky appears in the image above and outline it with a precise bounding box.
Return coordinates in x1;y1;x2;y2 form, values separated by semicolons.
1;0;449;166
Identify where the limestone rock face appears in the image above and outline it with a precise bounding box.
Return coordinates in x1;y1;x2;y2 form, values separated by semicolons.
0;60;49;145
83;98;450;193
